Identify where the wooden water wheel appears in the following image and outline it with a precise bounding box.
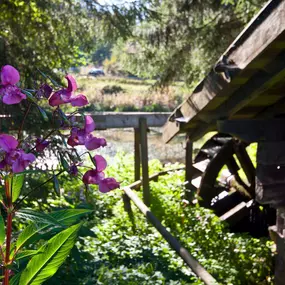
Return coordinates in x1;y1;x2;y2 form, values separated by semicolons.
190;133;275;236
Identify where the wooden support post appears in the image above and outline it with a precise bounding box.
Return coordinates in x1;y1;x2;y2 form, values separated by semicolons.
185;135;195;200
134;128;141;182
123;186;218;285
139;118;150;206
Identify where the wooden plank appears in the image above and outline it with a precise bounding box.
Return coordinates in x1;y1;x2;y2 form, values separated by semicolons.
5;112;171;131
123;186;218;285
139;118;150;206
219;200;253;224
128;167;186;190
88;112;171;129
185;136;193;184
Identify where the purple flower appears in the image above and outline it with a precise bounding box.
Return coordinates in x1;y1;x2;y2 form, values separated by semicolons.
0;65;26;105
67;116;106;150
0;134;36;173
82;155;107;184
98;178;120;193
69;165;79;176
35;138;50;152
82;155;119;192
37;84;52;99
49;75;88;107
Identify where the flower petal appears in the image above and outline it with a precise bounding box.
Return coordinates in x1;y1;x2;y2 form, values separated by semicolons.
70;94;88;107
48;91;65;106
65;75;77;92
82;169;105;185
35;138;50;152
0;134;18;152
84;115;95;133
1;65;20;85
98;178;120;193
94;155;107;172
85;136;106;151
1;86;26;105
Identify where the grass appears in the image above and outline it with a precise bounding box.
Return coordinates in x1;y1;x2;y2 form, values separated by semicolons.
75;75;188;112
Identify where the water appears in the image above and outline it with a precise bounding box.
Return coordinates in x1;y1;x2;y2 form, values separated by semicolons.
94;128;186;164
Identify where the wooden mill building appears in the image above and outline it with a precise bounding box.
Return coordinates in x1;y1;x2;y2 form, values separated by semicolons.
163;1;285;283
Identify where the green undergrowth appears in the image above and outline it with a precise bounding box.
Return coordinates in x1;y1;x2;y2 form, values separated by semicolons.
44;152;273;285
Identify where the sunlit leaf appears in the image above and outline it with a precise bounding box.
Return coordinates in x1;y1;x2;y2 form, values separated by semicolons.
37;106;49;122
16;209;62;226
19;223;81;285
0;215;5;246
9;174;24;202
16;209;92;250
53;175;60;197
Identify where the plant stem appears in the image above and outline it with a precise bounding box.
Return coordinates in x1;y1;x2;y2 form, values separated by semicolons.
4;212;12;285
18;102;32;140
4;178;13;285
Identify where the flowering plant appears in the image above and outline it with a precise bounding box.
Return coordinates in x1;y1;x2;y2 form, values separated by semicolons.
0;65;119;285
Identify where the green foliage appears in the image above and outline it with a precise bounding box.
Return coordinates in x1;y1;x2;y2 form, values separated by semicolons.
0;0;93;85
10;174;24;202
43;153;273;285
0;215;5;246
110;0;267;86
19;223;81;285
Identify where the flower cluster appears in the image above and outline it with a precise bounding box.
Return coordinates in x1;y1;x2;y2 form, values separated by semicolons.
0;134;35;173
0;65;119;193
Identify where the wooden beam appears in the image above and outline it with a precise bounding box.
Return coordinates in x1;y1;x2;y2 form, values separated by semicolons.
219;200;253;224
139;118;150;206
163;1;285;142
123;186;218;285
88;112;171;129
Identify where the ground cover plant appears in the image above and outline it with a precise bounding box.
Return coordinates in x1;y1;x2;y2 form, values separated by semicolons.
44;152;274;285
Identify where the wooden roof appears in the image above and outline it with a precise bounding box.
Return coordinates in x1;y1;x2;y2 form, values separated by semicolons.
163;0;285;143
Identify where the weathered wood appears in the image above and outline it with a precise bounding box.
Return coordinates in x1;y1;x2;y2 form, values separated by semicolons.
128;167;186;190
256;141;285;207
163;1;285;143
218;119;285;142
123;186;218;285
234;142;256;197
220;200;253;224
134;128;141;182
185;136;195;199
87;112;171;129
198;140;235;207
139;118;150;206
4;112;171;131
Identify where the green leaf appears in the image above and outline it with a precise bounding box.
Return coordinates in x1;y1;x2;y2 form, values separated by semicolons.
49;209;93;227
53;175;60;197
21;90;38;104
10;174;24;202
19;223;81;285
16;209;92;250
37;106;49;122
0;215;5;246
16;209;62;226
15;250;39;261
59;153;69;171
9;272;21;285
58;109;70;126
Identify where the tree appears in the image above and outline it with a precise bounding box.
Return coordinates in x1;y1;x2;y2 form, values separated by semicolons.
110;0;267;86
0;0;94;85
